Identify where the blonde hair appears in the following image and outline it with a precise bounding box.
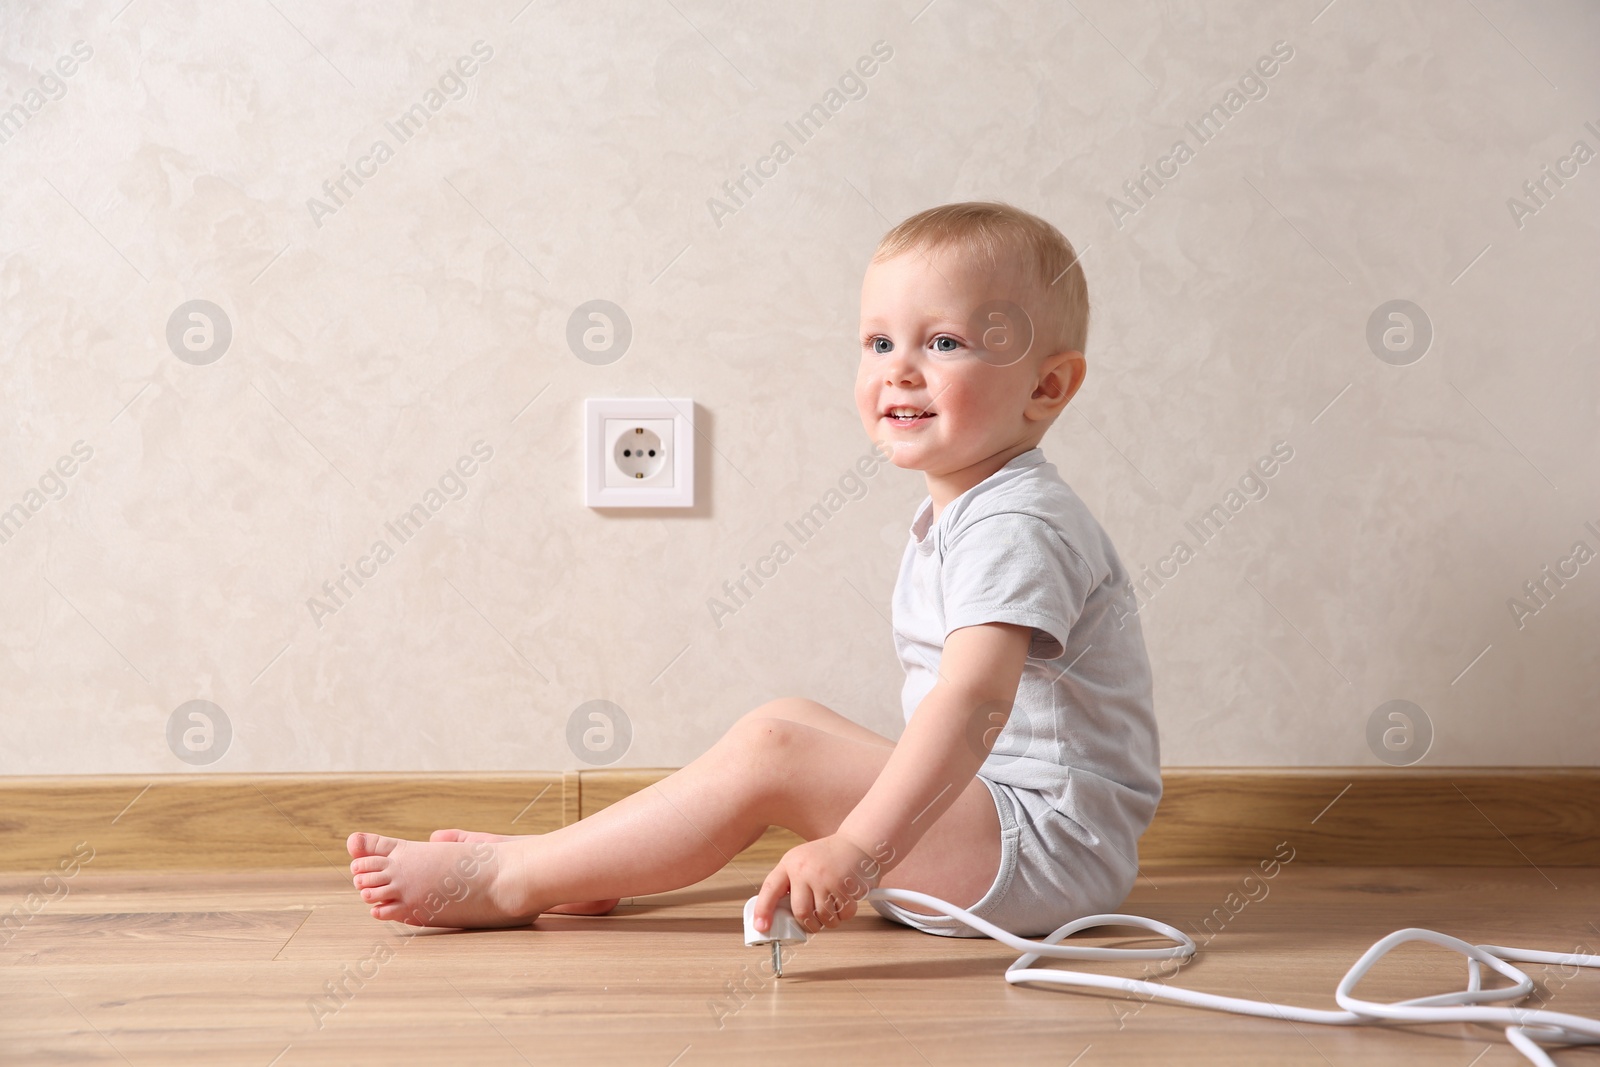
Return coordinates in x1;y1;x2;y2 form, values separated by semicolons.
872;200;1090;356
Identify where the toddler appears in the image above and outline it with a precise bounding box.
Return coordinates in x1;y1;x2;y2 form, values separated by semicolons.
347;201;1162;940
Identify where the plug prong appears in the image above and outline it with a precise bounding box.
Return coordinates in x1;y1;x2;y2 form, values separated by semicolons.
772;940;782;978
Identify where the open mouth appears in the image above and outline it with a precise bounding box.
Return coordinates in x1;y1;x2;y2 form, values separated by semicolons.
884;407;934;424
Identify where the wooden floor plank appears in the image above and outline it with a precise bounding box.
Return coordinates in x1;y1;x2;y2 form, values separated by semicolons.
2;865;1594;1064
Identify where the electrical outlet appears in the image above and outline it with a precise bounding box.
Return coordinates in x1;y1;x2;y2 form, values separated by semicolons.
604;418;673;488
585;398;695;507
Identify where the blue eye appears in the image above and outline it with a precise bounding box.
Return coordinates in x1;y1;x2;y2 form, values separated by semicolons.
870;337;893;354
932;335;961;354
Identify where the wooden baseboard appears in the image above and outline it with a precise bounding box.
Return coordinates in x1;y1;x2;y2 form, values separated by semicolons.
1;768;1593;872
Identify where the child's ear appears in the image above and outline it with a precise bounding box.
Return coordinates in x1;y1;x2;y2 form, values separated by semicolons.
1031;350;1086;413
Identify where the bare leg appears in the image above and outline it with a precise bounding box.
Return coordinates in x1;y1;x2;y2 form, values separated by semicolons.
348;702;998;927
745;697;898;749
424;699;897;915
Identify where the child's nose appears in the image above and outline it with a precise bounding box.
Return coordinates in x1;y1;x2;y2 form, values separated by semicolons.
884;352;921;384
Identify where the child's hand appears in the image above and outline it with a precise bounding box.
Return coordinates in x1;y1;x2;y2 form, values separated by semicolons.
754;834;879;935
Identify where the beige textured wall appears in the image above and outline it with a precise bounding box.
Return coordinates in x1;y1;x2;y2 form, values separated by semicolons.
2;2;1596;775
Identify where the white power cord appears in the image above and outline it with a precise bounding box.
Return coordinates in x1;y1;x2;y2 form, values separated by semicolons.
745;889;1600;1066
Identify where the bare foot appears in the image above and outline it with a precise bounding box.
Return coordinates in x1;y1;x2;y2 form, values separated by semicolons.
347;832;545;928
427;829;621;916
429;828;525;844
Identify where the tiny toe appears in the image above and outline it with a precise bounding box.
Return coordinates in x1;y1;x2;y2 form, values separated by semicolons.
372;902;418;924
429;829;466;843
347;832;400;859
353;871;391;890
349;855;387;875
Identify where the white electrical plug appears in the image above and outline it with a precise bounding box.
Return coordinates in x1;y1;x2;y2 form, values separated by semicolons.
743;896;810;977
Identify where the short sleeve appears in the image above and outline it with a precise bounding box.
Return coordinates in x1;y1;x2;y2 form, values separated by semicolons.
940;512;1094;660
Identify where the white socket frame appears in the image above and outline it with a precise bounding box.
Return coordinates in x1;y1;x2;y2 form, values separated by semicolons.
584;398;695;507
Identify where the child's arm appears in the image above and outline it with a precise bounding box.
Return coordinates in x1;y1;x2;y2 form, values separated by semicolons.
751;620;1032;933
836;620;1031;865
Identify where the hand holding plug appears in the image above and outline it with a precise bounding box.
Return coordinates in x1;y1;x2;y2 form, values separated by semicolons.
743;896;809;977
748;833;882;975
753;834;877;932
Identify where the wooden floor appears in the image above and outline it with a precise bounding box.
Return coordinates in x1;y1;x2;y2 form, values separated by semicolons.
3;862;1596;1065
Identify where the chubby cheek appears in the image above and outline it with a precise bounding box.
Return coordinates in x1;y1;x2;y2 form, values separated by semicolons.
947;368;1015;430
853;372;878;429
925;370;972;427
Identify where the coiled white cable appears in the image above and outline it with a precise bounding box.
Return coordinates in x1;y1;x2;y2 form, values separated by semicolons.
866;888;1600;1067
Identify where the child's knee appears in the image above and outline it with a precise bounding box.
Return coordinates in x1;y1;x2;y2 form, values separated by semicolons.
726;713;810;768
738;696;811;727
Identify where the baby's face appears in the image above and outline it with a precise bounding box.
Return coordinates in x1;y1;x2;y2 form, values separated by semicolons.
856;243;1049;475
